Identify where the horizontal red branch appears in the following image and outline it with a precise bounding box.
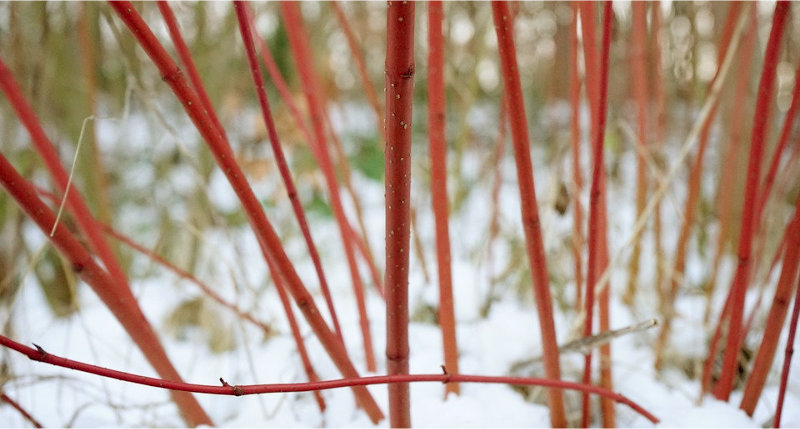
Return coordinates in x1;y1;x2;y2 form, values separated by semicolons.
0;334;659;424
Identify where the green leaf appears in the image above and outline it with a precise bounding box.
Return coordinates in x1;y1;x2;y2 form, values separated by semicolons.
350;139;385;181
305;191;333;218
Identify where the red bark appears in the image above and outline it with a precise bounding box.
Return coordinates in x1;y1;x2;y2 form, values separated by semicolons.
491;2;567;426
0;333;660;424
384;1;416;425
427;0;460;398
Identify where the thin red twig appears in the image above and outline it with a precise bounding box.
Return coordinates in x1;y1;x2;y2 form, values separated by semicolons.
102;224;273;336
0;334;660;424
0;391;43;428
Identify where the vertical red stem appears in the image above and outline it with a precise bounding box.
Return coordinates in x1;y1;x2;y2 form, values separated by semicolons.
384;1;415;426
491;2;567;427
578;2;599;137
427;0;459;398
581;2;612;427
714;1;789;401
279;2;376;372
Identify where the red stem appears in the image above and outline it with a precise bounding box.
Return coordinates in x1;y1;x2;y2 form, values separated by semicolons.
714;1;789;400
0;391;43;428
578;2;599;138
491;2;566;426
427;0;460;398
0;333;660;424
581;3;613;427
107;2;383;421
384;0;415;425
774;269;800;428
279;1;376;372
